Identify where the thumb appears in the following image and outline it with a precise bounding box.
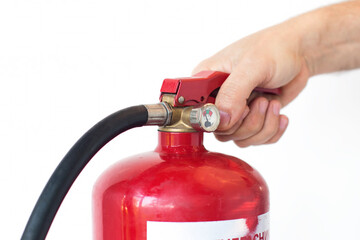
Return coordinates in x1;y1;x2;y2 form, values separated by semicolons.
215;68;262;131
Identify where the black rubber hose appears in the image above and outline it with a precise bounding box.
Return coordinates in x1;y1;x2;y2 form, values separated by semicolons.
21;105;148;240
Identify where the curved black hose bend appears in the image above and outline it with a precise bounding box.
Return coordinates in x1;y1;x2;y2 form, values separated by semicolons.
21;103;170;240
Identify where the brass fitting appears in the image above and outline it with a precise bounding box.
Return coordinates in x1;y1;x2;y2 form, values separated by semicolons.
158;94;196;132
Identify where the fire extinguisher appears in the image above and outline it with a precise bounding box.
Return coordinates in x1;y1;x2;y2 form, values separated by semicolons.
21;71;280;240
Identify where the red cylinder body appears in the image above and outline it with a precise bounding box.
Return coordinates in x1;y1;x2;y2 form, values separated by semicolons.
93;132;269;240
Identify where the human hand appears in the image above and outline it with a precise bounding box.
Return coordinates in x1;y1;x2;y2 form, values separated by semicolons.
193;1;360;147
192;23;311;147
193;0;360;147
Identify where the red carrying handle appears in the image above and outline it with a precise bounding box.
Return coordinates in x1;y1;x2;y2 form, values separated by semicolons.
160;71;281;107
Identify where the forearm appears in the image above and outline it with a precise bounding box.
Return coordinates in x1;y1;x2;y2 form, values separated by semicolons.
291;1;360;76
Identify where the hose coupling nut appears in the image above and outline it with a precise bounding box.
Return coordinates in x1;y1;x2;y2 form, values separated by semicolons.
144;103;172;126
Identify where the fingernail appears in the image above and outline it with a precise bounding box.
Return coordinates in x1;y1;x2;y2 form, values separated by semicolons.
279;117;288;130
219;110;231;127
259;100;268;114
272;102;281;115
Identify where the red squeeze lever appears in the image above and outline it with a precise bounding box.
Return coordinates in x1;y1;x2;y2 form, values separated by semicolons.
160;71;281;107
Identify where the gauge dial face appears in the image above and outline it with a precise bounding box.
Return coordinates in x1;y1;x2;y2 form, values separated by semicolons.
200;104;220;132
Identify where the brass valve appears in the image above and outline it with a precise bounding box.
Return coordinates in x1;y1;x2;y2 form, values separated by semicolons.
158;94;220;133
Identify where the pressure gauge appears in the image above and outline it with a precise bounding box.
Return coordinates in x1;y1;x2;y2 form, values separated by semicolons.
190;104;220;132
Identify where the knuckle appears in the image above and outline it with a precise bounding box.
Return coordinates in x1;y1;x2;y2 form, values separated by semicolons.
245;116;264;134
192;59;212;74
218;88;241;107
262;124;279;139
198;58;211;67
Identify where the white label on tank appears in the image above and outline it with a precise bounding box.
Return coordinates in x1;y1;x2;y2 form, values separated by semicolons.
147;212;269;240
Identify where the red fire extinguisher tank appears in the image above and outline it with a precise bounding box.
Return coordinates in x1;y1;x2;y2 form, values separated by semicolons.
93;131;269;240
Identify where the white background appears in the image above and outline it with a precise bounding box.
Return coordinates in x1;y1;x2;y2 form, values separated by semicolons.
1;0;359;239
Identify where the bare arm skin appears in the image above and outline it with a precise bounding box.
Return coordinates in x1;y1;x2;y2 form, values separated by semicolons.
193;1;360;147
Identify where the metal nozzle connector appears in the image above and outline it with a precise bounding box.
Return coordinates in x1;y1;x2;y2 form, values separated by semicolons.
145;96;220;133
144;103;172;126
